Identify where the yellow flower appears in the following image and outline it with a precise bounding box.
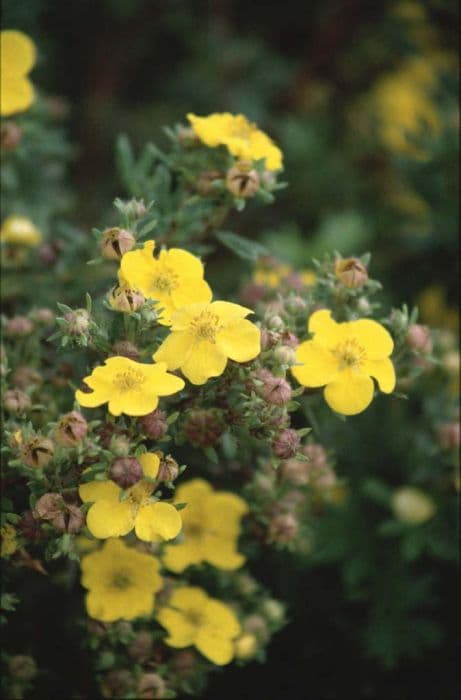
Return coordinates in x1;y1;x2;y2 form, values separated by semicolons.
81;538;163;622
188;112;283;171
391;487;436;525
253;262;291;288
119;241;212;325
292;309;395;415
75;356;184;417
1;30;37;116
79;472;182;542
300;269;317;286
157;586;241;665
153;301;260;385
0;523;18;557
0;216;42;247
163;478;248;572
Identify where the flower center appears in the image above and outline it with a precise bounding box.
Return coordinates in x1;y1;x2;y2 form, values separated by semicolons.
184;608;204;627
152;272;178;294
128;481;155;509
333;338;367;370
185;521;203;538
114;369;145;392
111;570;132;590
189;311;221;343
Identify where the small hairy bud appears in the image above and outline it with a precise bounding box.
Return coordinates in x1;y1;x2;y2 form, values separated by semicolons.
138;409;168;440
391;487;436;525
235;633;258;659
54;411;88;447
100;227;135;260
285;296;307;313
5;316;33;337
34;493;64;521
124;198;148;219
128;631;154;663
183;408;225;447
3;389;32;413
273;345;297;365
335;257;368;288
158;455;180;482
280;458;309;485
196;170;222;195
109;434;131;457
226;161;260;198
1;121;22;151
438;422;460;450
8;655;37;681
109;457;143;488
137;673;167;699
269;511;299;543
20;436;54;468
266;315;284;331
261;598;285;624
272;429;300;459
252;368;292;405
406;324;433;354
63;309;90;336
33;308;55;324
243;614;269;642
112;340;140;361
260;329;281;349
12;366;42;390
108;285;144;313
101;670;135;699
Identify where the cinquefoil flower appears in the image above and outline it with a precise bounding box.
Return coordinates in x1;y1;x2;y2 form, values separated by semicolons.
157;586;241;665
188;112;283;171
119;241;212;325
292;309;395;415
1;216;42;247
153;301;260;385
1;30;36;116
75;356;184;417
163;478;248;572
81;538;163;622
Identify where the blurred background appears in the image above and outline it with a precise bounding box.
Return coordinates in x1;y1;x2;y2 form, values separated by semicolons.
2;1;459;698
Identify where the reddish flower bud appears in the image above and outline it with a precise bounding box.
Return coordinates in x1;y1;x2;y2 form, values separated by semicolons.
3;389;32;413
5;316;33;337
33;308;55;324
240;281;267;306
252;368;292;405
406;324;433;354
100;227;135;261
272;429;300;459
137;673;166;699
183;409;225;447
12;366;42;390
108;457;143;488
138;409;168;440
54;411;88;447
269;512;299;542
335;257;368;288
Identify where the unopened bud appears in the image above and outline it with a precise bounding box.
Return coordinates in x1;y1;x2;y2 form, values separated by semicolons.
34;493;82;533
124;198;148;219
108;285;144;313
138;409;168;440
18;511;45;542
183;408;225;447
137;673;166;699
12;366;42;390
20;436;54;468
157;455;180;482
391;487;436;525
5;316;33;337
272;428;300;459
276;490;306;513
269;511;299;542
438;422;460;450
33;308;55;324
261;598;285;624
54;411;88;447
3;389;32;413
109;434;131;458
112;340;140;361
171;650;197;675
101;669;135;699
273;345;297;365
303;443;328;469
280;458;309;485
335;257;368;288
236;573;258;595
1;121;22;151
8;655;37;681
235;633;258;659
406;324;433;353
109;457;143;488
63;309;90;336
196;170;222;195
226;161;260;198
100;227;136;260
252;368;292;405
285;296;307;313
128;631;154;663
243;614;269;642
266;315;284;331
240;281;267;306
260;329;281;349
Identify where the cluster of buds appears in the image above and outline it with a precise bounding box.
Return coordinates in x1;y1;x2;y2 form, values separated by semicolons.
280;443;336;489
182;408;225;447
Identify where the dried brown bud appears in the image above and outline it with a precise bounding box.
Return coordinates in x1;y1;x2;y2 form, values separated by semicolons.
5;316;33;337
137;673;166;699
438;422;460;450
226;161;260;198
335;257;368;288
63;309;90;336
101;669;135;699
18;511;45;541
269;512;299;543
406;324;433;354
109;457;143;488
54;411;88;447
112;340;140;361
20;436;54;468
34;493;64;521
171;650;198;675
138;409;168;440
3;389;32;413
196;170;222;195
272;429;300;459
1;121;22;150
183;408;225;447
100;227;136;261
108;285;144;313
127;631;154;663
251;368;292;405
157;455;179;482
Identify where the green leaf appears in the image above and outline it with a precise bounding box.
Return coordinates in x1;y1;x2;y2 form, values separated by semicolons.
215;230;269;262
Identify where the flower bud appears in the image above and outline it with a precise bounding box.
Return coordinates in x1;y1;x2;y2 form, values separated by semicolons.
406;324;433;353
260;329;281;349
32;308;55;324
391;487;436;525
243;614;269;642
280;331;299;348
177;125;197;144
137;673;166;699
3;389;32;413
34;492;64;521
269;511;299;542
123;198;148;219
266;315;284;331
335;257;368;288
303;443;328;469
261;598;285;624
54;411;88;447
127;631;154;663
0;216;42;247
108;457;143;488
8;655;37;681
196;170;222;195
280;457;309;485
285;296;307;313
235;633;258;659
1;121;22;151
109;434;132;457
273;345;297;365
438;422;460;450
171;650;197;676
138;409;168;440
112;340;140;361
183;408;225;447
100;227;135;260
251;368;292;405
108;284;144;313
235;573;258;595
63;309;90;336
272;428;300;459
5;316;33;337
226;161;260;198
20;436;54;468
276;490;306;513
12;366;42;390
157;455;180;482
101;670;135;699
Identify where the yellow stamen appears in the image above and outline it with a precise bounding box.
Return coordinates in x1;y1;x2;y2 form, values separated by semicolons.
114;369;145;392
333;339;367;370
190;311;222;342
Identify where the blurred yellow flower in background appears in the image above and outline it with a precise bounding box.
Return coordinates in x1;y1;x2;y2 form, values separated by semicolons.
0;30;37;116
0;523;18;557
418;285;459;333
163;478;248;572
0;216;42;247
188;112;283;171
81;538;163;622
157;586;241;665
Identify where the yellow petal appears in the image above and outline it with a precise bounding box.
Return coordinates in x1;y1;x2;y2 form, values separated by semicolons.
346;319;394;359
157;607;197;647
204;600;241;638
108;391;158;417
308;309;341;346
119;241;156;294
175;478;213;504
145;362;185;395
171;278;212;309
195;630;235;665
139;453;160;479
1;76;34;117
291;340;338;387
1;30;36;75
216;319;260;362
153;331;194;370
160;247;205;280
324;371;374;415
86;588;154;623
162;540;203;573
79;480;121;503
171;586;209;612
169;302;209;331
75;387;110;409
135;502;182;541
202;536;246;570
181;341;227;384
366;357;396;393
211;301;252;322
86;500;134;538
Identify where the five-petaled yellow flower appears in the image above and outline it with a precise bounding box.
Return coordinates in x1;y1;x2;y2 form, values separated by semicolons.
79;461;182;542
163;478;248;573
75;356;184;416
80;538;163;622
119;240;212;325
0;216;42;247
1;30;37;116
153;301;261;385
188;112;283;171
157;586;241;665
292;309;395;415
